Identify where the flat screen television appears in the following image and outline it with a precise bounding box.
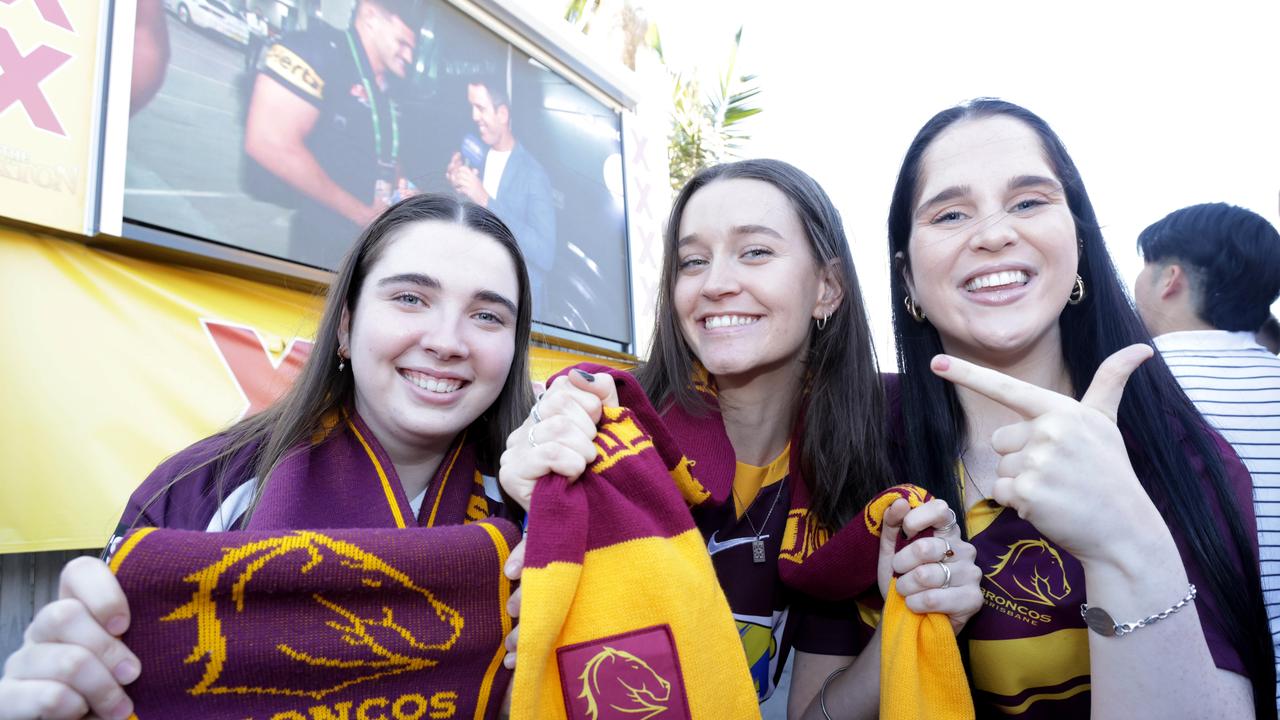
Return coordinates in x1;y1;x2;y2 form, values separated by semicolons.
123;0;632;346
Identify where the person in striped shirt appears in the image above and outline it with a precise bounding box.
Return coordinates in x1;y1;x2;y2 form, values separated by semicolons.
1134;202;1280;711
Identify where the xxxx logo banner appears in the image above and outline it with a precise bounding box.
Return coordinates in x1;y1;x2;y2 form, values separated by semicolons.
202;319;313;419
0;231;323;553
0;0;107;233
110;522;520;720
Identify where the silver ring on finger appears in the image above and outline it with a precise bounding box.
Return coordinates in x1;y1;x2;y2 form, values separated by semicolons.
936;561;952;589
530;401;543;424
528;423;540;448
940;538;955;562
937;507;958;535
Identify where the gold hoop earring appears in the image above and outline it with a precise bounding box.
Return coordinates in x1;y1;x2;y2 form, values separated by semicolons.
1068;274;1086;305
903;294;927;322
816;313;829;331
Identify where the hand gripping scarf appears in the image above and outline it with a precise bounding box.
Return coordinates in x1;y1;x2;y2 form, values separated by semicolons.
516;364;973;719
111;412;519;720
852;489;975;720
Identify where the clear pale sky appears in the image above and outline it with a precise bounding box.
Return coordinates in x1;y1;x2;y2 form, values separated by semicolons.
642;0;1280;364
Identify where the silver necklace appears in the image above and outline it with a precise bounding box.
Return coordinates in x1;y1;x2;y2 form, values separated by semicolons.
958;451;995;505
733;478;785;564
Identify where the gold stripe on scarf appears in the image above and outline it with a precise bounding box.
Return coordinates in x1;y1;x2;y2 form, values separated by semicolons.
346;419;407;529
474;521;514;720
427;436;466;528
108;527;158;572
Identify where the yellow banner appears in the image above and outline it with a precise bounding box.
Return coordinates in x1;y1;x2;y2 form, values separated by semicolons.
0;228;622;553
0;0;105;234
0;229;322;552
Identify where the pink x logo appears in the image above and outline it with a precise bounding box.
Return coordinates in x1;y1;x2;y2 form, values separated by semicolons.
202;320;314;419
0;0;73;32
0;29;71;135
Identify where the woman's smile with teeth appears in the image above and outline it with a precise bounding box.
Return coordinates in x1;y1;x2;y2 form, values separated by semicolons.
400;369;464;394
704;314;759;329
965;270;1029;292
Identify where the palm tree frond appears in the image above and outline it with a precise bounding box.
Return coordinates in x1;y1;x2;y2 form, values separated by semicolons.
666;27;762;192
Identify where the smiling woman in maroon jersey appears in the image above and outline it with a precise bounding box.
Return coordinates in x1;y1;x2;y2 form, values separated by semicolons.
499;158;985;718
885;98;1274;719
0;193;534;720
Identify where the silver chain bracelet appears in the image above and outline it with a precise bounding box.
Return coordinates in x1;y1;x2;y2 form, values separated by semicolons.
1080;583;1197;637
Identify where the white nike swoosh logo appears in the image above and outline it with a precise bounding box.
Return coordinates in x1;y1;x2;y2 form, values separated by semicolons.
707;531;769;556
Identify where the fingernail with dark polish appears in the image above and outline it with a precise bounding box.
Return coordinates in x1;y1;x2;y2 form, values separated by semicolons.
575;369;595;382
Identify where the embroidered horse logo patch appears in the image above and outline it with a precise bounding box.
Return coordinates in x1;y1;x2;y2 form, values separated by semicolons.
557;625;691;720
162;530;464;700
985;538;1072;607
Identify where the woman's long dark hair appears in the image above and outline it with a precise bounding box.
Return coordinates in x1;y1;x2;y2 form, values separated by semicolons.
137;193;534;524
636;159;891;529
887;99;1274;717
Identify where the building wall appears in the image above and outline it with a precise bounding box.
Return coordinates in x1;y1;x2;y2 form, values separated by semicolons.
0;550;97;662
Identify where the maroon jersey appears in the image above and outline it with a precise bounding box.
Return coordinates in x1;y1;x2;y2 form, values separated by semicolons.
691;446;864;702
883;376;1256;718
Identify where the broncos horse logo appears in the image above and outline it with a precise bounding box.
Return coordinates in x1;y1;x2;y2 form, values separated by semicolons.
577;646;672;720
163;530;463;700
985;538;1072;606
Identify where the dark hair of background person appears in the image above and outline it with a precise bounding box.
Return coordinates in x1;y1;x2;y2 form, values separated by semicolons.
1136;202;1280;332
470;75;511;113
886;98;1276;718
635;158;892;530
360;0;429;30
138;193;535;525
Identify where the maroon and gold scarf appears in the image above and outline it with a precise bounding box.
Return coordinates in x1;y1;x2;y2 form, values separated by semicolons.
246;411;490;530
512;367;760;718
111;412;518;720
531;363;972;718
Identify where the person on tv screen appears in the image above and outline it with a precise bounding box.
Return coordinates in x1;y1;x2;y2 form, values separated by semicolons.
130;0;168;114
244;0;425;270
447;77;556;315
497;159;984;716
